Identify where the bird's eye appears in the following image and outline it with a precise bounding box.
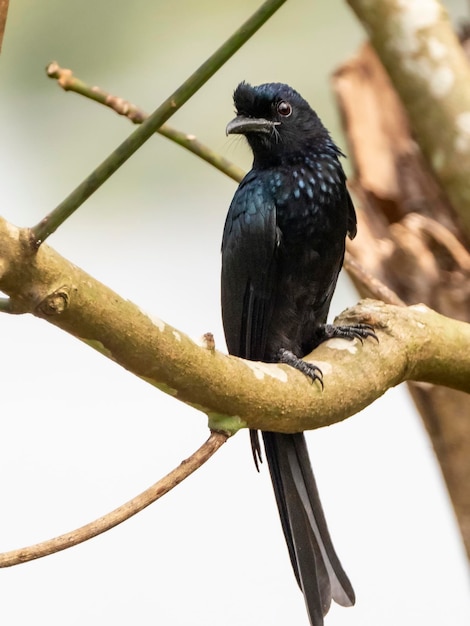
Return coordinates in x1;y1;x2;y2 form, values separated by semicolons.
277;101;292;117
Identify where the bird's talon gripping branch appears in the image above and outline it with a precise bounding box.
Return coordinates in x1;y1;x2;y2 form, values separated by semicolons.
320;322;378;344
278;347;324;388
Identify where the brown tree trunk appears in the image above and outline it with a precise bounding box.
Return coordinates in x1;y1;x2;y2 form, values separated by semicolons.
332;44;470;558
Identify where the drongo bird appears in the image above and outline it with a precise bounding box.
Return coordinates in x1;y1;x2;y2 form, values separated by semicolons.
221;82;375;626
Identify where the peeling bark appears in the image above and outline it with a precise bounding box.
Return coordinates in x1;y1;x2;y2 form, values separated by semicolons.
333;43;470;558
346;0;470;239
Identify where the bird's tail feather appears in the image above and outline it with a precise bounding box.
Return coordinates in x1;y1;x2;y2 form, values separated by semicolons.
262;432;355;626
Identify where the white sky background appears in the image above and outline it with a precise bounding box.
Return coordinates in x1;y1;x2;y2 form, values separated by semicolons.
1;1;469;625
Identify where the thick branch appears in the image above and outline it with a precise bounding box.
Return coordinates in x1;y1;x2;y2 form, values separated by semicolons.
333;41;470;557
0;217;468;434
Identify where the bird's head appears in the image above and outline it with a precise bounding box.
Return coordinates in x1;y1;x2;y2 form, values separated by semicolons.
226;82;331;165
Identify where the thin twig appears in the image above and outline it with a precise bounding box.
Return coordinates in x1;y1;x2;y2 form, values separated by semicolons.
30;0;288;248
46;63;245;185
44;69;405;316
344;252;405;306
401;213;470;272
0;0;9;53
0;431;228;568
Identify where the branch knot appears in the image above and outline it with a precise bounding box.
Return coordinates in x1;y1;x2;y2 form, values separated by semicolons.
36;286;70;316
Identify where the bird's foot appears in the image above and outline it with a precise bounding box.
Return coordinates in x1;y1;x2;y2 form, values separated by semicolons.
278;348;324;389
317;323;378;344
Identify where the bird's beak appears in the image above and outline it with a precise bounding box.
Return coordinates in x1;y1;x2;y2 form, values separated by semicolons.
226;115;279;136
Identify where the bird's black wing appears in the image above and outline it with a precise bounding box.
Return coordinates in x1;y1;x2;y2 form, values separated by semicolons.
221;171;279;361
346;190;357;240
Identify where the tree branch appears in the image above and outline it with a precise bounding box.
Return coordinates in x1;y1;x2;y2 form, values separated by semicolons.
0;0;9;53
45;62;407;320
1;217;469;435
343;253;405;306
0;431;228;568
45;60;413;319
333;39;470;556
45;62;245;184
30;0;288;247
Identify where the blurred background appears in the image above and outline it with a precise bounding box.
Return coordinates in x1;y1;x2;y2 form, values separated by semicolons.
1;1;469;624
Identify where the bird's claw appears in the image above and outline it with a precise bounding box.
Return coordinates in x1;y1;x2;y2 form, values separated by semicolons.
320;323;378;344
278;348;324;389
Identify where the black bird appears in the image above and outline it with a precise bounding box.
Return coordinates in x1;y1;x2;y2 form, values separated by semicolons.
221;82;375;626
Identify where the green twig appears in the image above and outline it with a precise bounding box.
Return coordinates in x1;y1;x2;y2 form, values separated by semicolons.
46;64;402;310
30;0;288;248
46;62;245;184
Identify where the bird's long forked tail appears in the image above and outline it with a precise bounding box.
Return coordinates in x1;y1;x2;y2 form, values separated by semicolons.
262;432;355;626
